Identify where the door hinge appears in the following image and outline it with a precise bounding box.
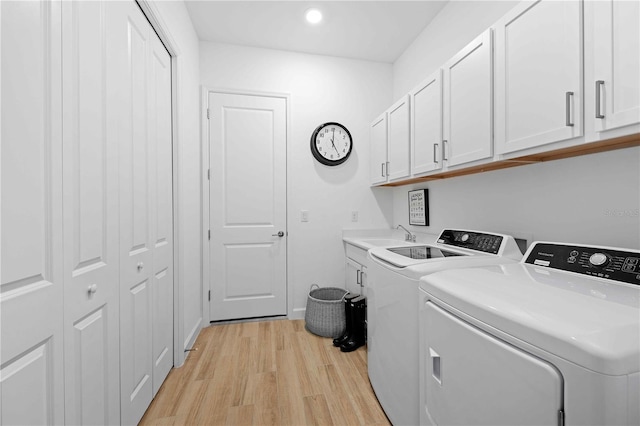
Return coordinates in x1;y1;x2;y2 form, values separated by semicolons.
208;290;211;301
208;230;211;240
558;410;565;426
207;169;210;180
206;108;210;119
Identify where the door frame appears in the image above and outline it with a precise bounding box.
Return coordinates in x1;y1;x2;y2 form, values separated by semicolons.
134;0;185;367
201;87;291;323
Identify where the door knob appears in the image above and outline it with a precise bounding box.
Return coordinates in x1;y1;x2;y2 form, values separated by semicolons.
272;231;285;237
87;284;98;296
137;262;144;271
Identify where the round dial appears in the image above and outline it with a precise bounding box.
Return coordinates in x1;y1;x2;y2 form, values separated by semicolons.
589;252;610;267
310;122;353;166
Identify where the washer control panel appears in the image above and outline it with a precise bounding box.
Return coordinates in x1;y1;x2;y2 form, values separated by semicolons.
525;242;640;285
437;229;504;254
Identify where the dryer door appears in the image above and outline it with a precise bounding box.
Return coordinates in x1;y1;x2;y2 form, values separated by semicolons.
424;302;563;426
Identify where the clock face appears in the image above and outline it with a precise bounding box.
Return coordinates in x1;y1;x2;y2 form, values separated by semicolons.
310;122;353;166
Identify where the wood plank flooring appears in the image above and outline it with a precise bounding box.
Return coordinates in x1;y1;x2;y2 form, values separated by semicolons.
140;319;391;425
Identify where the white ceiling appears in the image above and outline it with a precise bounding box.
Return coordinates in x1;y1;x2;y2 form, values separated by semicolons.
185;1;449;63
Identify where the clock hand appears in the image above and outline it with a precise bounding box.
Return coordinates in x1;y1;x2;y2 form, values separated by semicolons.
330;130;340;154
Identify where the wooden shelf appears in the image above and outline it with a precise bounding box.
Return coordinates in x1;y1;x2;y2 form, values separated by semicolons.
380;133;640;187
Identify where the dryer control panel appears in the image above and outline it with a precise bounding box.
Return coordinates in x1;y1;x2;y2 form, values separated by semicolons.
524;242;640;285
437;229;504;254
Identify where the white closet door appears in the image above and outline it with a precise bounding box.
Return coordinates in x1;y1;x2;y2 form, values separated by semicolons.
115;2;173;423
148;28;173;396
0;1;65;425
117;1;154;423
61;1;120;424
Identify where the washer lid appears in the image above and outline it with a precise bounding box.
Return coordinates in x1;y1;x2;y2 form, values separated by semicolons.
421;264;640;376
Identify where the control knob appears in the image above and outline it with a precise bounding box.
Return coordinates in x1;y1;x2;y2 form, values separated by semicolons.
589;252;610;267
461;234;470;242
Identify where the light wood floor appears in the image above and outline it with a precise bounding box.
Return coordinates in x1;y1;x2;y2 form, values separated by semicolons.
140;319;391;425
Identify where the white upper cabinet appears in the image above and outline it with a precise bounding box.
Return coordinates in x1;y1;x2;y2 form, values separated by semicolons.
443;29;493;167
387;95;411;182
370;112;388;185
411;70;443;176
592;0;640;133
495;0;583;155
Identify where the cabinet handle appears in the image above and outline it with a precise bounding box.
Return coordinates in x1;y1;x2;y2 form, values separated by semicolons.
433;143;439;164
595;80;605;119
381;162;385;177
442;140;448;161
386;162;390;176
356;270;362;285
565;91;574;127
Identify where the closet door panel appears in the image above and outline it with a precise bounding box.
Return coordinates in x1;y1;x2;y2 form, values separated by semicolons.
61;1;120;424
117;2;154;423
0;1;64;424
149;33;173;395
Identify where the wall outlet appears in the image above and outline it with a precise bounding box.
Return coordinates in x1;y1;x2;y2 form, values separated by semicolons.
301;210;309;222
351;211;358;222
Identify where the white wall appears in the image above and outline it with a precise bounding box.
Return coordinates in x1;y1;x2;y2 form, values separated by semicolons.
151;0;202;365
200;42;394;317
393;148;640;248
390;0;640;250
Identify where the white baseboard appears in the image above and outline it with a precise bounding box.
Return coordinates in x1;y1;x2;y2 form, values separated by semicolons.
290;307;306;320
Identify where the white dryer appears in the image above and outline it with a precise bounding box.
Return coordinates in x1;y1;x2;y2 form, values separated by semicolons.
418;242;640;426
367;229;523;426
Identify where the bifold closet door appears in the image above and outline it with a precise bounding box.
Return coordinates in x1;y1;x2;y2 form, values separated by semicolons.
114;1;174;424
0;2;65;425
61;1;120;424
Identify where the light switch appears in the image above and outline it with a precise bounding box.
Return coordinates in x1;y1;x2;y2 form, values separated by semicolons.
301;210;309;222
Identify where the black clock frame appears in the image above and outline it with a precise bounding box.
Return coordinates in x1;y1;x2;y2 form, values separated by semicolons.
310;122;353;166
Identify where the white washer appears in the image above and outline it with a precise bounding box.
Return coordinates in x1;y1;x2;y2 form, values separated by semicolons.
418;242;640;426
367;229;523;426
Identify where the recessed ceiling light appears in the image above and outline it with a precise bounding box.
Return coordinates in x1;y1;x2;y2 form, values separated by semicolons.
305;8;323;25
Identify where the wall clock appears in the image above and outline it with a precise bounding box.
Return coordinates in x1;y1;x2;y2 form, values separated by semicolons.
310;122;353;166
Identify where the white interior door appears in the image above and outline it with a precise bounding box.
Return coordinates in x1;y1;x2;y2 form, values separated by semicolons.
208;92;287;322
0;1;65;425
116;1;173;423
61;1;120;424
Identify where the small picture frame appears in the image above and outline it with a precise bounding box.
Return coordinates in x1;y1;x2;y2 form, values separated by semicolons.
408;189;429;226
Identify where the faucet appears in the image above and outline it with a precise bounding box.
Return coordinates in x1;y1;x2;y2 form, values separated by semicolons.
396;225;416;242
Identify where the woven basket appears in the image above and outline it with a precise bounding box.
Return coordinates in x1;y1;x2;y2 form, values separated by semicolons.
304;284;349;338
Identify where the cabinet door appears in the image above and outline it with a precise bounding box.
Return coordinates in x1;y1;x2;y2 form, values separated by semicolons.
411;70;443;176
1;2;65;424
370;112;388;185
495;0;583;154
387;95;411;182
593;0;640;132
61;1;120;424
443;29;493;167
345;258;362;296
